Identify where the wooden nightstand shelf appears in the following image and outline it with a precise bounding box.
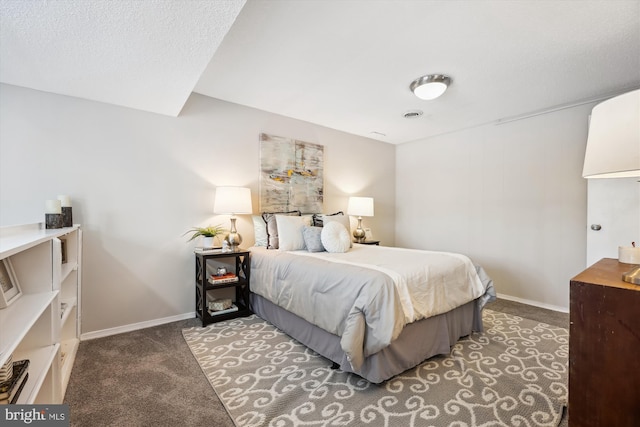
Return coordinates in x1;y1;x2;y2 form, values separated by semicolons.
194;249;251;326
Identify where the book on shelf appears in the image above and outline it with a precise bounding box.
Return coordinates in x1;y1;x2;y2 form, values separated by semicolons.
60;237;68;264
0;354;13;383
0;359;29;404
1;374;28;405
194;247;223;254
208;304;238;317
208;273;239;285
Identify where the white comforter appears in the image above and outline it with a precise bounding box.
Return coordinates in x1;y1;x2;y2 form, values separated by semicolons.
293;246;485;323
249;245;488;371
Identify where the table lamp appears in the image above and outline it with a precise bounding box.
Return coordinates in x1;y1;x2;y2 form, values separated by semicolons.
348;196;374;243
214;187;253;251
582;89;640;284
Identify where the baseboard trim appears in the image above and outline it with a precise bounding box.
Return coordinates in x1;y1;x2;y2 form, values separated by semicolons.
80;294;569;340
496;293;569;313
80;312;196;341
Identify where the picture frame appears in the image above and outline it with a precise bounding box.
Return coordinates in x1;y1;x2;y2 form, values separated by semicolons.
0;258;22;309
365;228;373;240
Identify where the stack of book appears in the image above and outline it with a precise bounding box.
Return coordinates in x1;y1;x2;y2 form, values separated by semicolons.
208;272;239;285
0;359;29;405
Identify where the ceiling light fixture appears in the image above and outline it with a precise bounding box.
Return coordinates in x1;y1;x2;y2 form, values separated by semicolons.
410;74;451;100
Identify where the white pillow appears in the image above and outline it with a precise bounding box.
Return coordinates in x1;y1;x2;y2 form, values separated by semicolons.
322;214;353;247
276;215;312;251
321;221;351;253
252;215;268;247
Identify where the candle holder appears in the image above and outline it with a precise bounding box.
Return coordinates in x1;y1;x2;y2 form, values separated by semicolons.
45;199;63;229
61;206;73;227
45;213;64;229
58;195;73;227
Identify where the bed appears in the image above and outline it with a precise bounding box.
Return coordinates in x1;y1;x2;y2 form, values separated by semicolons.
248;243;495;383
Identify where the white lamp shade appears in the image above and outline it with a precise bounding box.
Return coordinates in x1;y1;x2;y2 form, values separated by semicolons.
347;197;374;217
582;89;640;179
214;187;253;214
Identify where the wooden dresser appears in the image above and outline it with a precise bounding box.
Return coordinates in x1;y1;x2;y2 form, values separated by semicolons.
569;258;640;426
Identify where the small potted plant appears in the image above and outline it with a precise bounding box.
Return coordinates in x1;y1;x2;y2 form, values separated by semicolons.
183;224;226;249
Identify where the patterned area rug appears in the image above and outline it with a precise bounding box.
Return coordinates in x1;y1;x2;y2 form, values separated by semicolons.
183;309;567;427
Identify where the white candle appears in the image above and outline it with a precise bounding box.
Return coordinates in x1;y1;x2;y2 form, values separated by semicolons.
45;199;62;214
58;195;71;207
619;246;640;264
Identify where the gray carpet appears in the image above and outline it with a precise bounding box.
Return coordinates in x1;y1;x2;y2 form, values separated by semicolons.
64;299;568;426
64;318;234;427
183;309;568;426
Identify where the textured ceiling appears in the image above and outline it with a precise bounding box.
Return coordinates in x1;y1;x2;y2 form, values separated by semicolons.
1;0;639;144
196;0;640;144
0;0;246;116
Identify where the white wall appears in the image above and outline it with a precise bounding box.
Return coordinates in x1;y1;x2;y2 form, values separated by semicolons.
0;83;395;335
396;105;595;311
586;177;640;266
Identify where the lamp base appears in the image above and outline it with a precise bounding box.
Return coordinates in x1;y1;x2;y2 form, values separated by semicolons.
225;232;243;250
622;265;640;285
353;217;366;243
225;217;242;251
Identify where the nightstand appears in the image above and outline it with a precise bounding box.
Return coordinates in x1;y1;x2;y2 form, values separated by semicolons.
194;249;251;326
357;240;380;245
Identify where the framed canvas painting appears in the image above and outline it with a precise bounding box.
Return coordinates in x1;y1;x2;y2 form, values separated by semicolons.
259;133;324;213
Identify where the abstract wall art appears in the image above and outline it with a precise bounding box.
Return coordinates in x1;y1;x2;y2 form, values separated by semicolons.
259;133;324;213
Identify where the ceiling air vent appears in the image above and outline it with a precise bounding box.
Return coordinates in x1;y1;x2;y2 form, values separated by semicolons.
403;110;423;119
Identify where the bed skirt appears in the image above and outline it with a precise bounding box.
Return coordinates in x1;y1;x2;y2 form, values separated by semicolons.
250;293;482;383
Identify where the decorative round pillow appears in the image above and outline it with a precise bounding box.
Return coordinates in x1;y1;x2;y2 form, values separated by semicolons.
321;221;351;253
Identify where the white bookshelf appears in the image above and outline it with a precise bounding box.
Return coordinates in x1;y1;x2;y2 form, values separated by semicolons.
0;223;81;404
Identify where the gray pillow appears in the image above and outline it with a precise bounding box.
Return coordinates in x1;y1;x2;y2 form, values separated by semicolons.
302;226;325;252
262;210;301;249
